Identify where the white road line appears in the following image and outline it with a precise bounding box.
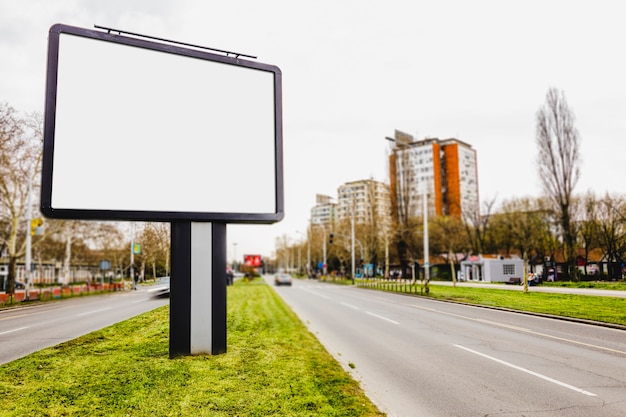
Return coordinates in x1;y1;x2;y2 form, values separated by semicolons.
0;326;29;335
405;303;626;356
341;302;360;310
366;311;400;325
76;307;112;317
454;344;597;397
300;287;333;300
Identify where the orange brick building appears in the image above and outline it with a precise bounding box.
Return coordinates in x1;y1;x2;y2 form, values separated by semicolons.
387;130;479;220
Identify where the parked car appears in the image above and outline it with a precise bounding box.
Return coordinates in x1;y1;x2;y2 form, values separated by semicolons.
147;276;170;297
15;281;25;289
274;273;292;286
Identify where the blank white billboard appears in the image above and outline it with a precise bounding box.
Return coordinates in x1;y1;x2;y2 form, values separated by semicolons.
42;24;283;223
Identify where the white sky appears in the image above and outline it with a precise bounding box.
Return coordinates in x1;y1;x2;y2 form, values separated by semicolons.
2;0;625;262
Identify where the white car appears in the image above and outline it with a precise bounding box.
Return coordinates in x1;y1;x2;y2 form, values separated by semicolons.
148;276;170;297
274;273;293;286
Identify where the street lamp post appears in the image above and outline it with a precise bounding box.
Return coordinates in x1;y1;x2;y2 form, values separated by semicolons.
423;187;430;294
314;221;327;276
351;213;355;284
25;167;33;298
130;222;135;284
307;224;311;277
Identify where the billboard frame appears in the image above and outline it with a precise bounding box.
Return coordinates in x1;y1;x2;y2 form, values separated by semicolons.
41;24;283;224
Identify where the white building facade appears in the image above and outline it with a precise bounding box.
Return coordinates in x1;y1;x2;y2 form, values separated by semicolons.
337;179;391;228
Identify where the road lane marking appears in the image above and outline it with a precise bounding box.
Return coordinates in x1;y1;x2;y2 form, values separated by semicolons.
300;287;333;300
0;327;29;335
366;311;399;325
0;304;75;321
0;313;31;321
76;307;112;317
340;302;360;310
405;303;626;356
454;344;597;397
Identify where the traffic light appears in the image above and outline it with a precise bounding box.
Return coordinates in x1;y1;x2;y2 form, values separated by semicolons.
329;233;334;244
30;218;44;236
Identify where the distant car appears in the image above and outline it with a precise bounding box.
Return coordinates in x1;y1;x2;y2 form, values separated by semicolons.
148;276;170;297
274;273;292;286
15;281;25;289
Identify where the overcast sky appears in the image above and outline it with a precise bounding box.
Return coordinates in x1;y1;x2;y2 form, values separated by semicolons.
2;0;625;262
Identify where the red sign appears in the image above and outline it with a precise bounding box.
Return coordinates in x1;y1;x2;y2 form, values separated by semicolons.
243;254;262;267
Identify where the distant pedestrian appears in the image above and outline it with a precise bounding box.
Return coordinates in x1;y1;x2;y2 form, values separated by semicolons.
133;272;139;290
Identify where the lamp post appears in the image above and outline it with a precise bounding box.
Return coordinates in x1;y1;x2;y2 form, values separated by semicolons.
351;213;355;284
296;230;309;277
130;222;135;284
307;224;311;277
25;167;33;298
313;221;327;276
384;231;390;279
423;187;430;294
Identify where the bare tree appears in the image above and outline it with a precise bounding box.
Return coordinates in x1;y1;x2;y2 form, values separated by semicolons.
388;132;422;277
578;192;600;277
463;196;497;255
536;88;581;279
0;103;42;294
430;215;468;286
496;197;554;291
139;222;171;279
595;193;626;279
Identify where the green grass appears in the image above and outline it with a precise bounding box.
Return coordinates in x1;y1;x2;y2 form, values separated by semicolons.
359;280;626;326
541;280;626;290
0;280;384;417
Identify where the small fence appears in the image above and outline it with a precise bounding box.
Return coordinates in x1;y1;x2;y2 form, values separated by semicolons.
356;277;429;295
0;282;125;306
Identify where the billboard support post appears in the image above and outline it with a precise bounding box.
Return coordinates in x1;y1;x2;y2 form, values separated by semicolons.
170;221;227;357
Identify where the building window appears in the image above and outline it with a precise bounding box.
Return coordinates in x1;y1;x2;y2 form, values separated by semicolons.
502;264;516;275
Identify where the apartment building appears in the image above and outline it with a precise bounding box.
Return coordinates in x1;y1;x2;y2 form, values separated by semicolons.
310;194;337;225
387;129;479;220
336;179;391;229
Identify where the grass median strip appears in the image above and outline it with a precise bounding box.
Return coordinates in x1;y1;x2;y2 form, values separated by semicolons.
0;280;385;417
363;280;626;326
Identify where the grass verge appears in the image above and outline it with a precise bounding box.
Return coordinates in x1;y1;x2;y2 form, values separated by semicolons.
359;280;626;326
0;280;384;417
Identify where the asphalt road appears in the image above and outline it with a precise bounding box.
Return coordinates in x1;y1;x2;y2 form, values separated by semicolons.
269;277;626;417
0;288;168;365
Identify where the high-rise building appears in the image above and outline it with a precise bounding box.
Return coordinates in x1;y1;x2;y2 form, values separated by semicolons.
387;129;479;220
337;179;391;229
310;194;337;225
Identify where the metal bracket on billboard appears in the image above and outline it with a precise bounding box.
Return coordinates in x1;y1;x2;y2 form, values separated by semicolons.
93;24;257;59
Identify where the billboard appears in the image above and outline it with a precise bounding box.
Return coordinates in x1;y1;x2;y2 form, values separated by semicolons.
41;24;283;223
243;254;262;267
